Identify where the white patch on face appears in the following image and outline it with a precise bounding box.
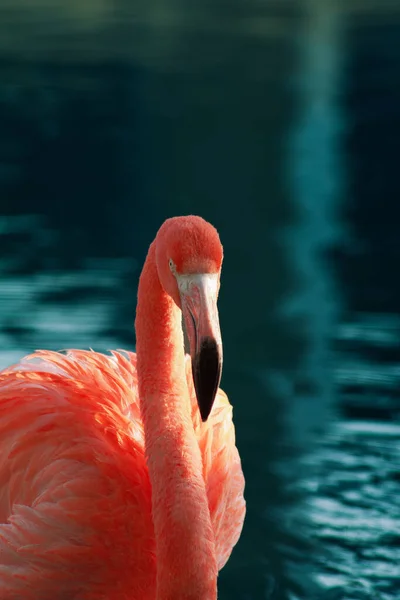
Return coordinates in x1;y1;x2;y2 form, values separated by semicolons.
175;273;219;298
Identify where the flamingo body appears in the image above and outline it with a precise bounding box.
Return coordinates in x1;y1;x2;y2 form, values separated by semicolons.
0;349;244;599
0;216;245;599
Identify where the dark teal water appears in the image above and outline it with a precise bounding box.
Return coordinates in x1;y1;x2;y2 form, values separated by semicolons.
1;2;400;599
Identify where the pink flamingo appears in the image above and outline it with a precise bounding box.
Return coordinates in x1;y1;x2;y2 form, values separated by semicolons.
0;216;245;600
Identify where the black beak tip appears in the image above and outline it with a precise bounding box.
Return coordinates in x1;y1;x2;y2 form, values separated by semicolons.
192;337;222;423
199;401;212;423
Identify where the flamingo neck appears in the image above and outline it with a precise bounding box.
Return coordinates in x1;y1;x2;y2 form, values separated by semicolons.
135;241;217;600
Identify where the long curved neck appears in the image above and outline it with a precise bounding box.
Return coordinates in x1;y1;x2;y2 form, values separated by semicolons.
136;241;217;600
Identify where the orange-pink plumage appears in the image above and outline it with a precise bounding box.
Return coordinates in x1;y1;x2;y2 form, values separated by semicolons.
0;216;245;600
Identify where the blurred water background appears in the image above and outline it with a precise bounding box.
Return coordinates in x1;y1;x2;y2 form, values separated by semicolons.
1;1;400;598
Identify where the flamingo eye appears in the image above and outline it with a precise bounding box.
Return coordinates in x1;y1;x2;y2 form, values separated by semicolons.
169;258;175;273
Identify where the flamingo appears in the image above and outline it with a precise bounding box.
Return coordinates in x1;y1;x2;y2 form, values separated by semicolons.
0;215;245;600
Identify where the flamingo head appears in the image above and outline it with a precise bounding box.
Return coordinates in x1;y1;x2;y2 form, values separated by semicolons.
156;216;223;421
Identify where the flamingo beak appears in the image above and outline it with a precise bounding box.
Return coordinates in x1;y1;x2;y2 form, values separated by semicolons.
178;273;222;422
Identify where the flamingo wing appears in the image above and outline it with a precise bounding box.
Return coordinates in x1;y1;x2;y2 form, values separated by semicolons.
0;349;156;600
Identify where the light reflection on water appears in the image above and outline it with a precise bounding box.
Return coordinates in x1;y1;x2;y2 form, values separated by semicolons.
306;418;400;600
0;216;132;367
287;314;400;600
